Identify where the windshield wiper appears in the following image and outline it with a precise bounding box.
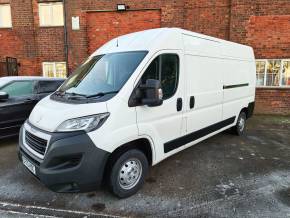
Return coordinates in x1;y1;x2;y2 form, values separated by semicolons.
54;91;65;96
65;92;88;99
86;91;119;99
67;92;87;97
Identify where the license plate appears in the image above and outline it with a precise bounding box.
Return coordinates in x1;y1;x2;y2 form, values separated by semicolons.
22;156;36;175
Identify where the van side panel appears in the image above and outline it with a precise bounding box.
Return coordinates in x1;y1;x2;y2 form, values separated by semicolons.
222;47;256;121
182;34;223;137
87;97;140;153
182;34;220;57
162;34;256;159
184;54;223;133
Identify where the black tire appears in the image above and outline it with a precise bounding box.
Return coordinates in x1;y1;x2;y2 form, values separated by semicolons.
232;111;247;136
108;149;148;198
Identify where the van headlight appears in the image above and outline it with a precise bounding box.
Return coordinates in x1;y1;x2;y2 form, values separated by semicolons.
56;113;110;132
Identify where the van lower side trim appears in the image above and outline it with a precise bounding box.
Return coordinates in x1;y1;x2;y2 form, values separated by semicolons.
164;116;236;153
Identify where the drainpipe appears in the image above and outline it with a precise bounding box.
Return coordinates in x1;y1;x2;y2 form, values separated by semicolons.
228;0;232;40
63;0;69;76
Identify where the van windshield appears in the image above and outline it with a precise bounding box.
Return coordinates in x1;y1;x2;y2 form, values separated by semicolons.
58;51;147;97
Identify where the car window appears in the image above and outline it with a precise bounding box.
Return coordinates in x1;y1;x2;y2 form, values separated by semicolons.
37;80;63;93
0;80;8;88
0;81;34;97
141;54;179;99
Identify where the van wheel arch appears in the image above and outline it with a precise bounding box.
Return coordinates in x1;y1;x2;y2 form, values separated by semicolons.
241;101;255;119
240;107;249;119
103;138;153;183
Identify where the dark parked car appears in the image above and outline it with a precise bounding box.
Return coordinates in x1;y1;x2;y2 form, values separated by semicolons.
0;76;64;139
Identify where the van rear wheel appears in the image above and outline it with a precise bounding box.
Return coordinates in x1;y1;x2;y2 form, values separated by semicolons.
108;149;148;198
232;111;247;136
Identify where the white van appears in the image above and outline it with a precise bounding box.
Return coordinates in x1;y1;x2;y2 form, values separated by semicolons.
19;28;256;198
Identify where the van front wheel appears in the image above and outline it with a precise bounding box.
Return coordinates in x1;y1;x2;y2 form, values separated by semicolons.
233;111;247;136
109;149;148;198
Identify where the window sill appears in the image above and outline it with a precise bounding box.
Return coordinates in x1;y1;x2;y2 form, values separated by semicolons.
39;25;64;28
0;27;12;29
256;86;290;90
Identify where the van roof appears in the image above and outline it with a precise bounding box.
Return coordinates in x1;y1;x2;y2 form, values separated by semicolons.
94;28;254;61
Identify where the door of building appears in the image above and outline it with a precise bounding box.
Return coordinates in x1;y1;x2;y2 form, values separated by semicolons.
0;57;18;77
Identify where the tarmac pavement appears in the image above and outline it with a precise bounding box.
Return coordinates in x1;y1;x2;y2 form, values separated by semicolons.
0;115;289;217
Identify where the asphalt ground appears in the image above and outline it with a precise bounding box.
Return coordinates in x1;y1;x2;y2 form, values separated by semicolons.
0;115;289;217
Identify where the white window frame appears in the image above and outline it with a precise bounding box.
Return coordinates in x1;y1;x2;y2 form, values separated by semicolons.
0;4;12;28
281;59;290;87
38;2;64;27
42;62;67;78
255;59;290;87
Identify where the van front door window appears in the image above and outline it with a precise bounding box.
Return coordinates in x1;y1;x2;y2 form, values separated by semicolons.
141;54;179;99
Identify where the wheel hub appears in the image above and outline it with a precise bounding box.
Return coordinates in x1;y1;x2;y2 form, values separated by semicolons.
118;158;142;190
238;117;245;131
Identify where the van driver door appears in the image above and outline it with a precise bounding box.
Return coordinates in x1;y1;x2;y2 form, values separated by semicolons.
135;50;186;162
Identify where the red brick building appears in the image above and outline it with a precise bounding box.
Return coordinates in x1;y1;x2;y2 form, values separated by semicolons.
0;0;289;114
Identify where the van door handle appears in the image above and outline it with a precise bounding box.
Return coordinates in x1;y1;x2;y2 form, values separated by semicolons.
190;96;195;109
177;98;182;112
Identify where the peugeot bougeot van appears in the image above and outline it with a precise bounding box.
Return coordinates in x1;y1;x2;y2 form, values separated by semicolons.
19;28;256;198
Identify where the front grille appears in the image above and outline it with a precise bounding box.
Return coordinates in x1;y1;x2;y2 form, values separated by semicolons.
20;148;40;166
25;130;48;156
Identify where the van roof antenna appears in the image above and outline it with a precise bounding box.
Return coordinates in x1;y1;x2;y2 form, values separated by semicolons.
116;38;119;47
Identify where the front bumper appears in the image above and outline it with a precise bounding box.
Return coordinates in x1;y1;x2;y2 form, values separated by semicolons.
18;122;110;192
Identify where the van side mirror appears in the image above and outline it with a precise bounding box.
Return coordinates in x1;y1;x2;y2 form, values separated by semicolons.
0;92;9;101
140;79;163;107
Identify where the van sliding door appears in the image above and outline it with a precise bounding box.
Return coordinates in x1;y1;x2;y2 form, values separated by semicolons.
183;55;223;143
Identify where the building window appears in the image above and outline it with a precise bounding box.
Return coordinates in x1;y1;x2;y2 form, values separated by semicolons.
43;62;67;78
255;59;290;87
0;4;12;28
281;61;290;86
39;2;64;27
256;61;266;86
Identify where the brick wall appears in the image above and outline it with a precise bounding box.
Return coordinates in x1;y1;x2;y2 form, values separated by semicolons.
1;0;289;74
0;0;66;75
0;0;289;114
32;0;66;75
65;0;182;73
184;0;230;39
229;0;290;45
0;0;38;76
255;88;290;115
246;15;290;59
86;10;161;54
